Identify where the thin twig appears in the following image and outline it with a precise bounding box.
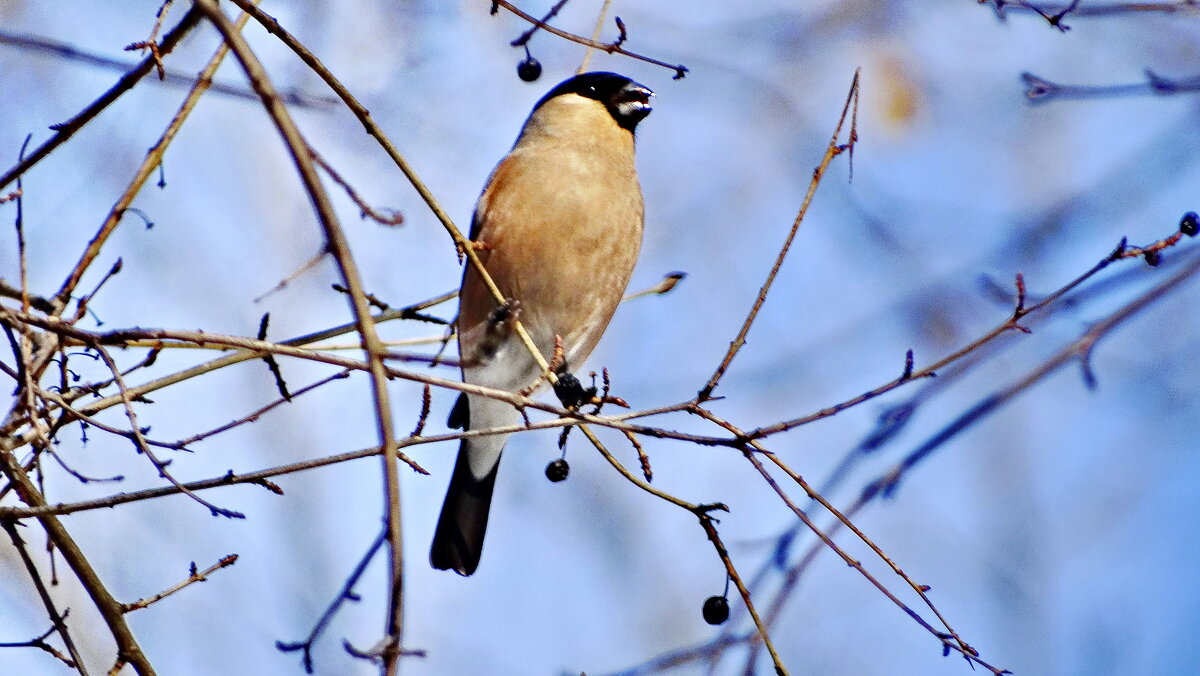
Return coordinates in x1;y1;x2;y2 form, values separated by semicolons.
0;404;735;521
577;0;614;74
576;424;788;674
0;31;336;109
171;371;350;448
983;0;1194;26
258;313;291;401
698;69;860;401
276;529;386;674
311;149;403;226
42;446;124;485
690;408;997;671
0;521;87;673
0;289;456;442
0;7;204;193
121;555;238;612
1023;69;1200;103
0;311;743;450
252;248;328;303
124;0;174;79
744;228;1192;439
492;0;688;78
510;0;570;48
91;343;245;519
0;444;155;675
410;384;432;438
753;250;1200;671
52;7;251;307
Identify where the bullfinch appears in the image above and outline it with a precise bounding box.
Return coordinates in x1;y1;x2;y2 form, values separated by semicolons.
430;72;654;575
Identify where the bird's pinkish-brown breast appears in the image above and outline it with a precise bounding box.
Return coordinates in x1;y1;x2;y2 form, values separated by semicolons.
458;95;644;380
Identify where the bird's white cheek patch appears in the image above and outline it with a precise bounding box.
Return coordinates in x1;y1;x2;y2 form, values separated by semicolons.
619;101;651;118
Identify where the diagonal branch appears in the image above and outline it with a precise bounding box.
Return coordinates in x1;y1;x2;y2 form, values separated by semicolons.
749;249;1200;675
190;0;405;667
53;6;252;307
698;69;860;401
0;7;203;193
0;521;88;674
0;445;156;675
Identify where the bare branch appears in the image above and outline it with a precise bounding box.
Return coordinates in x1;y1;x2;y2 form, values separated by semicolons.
0;7;204;193
698;69;861;401
121;555;238;613
191;0;406;663
493;0;689;78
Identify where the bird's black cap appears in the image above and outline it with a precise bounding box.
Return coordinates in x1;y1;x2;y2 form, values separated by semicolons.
536;71;654;131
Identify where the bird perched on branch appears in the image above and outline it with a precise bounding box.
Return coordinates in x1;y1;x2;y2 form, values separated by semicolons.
431;72;654;576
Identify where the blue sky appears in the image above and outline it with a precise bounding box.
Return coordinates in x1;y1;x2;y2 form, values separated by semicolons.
2;2;1199;674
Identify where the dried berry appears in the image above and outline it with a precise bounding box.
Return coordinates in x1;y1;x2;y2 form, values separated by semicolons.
553;372;595;409
545;458;569;482
702;595;730;625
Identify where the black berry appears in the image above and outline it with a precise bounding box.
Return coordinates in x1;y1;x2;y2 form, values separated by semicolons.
545;458;569;482
1181;212;1199;237
517;56;542;82
1144;249;1161;267
702;595;730;625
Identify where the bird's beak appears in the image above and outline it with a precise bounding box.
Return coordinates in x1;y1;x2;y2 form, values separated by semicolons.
615;83;654;122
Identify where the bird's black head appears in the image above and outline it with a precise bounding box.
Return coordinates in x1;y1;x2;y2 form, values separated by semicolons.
536;72;654;132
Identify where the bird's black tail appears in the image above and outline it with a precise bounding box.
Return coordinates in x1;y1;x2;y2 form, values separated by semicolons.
430;437;500;576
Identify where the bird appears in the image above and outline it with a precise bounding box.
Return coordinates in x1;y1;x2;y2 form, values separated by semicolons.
430;72;654;576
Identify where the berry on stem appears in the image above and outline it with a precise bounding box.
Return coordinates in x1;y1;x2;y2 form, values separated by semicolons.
702;595;730;625
545;458;569;482
1181;211;1198;237
517;51;542;82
